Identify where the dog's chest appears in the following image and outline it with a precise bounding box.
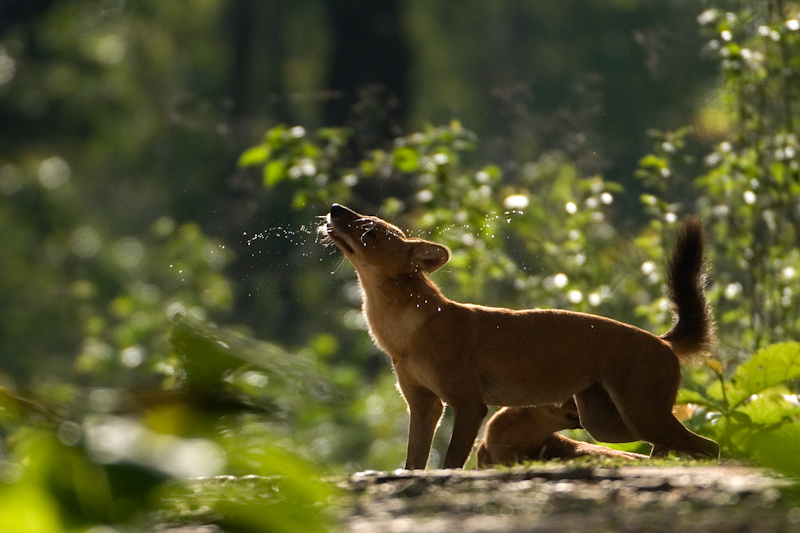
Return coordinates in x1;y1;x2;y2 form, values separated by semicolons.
363;298;428;358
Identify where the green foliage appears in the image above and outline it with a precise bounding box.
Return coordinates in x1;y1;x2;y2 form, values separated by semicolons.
0;0;235;381
241;121;651;322
0;423;337;532
3;0;800;529
637;2;800;361
237;1;800;477
0;311;343;531
159;446;337;533
73;220;234;385
633;3;800;474
679;343;800;476
239;124;356;208
0;425;166;531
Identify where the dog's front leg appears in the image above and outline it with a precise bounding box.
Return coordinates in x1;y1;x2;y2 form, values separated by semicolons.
402;385;444;470
443;402;488;468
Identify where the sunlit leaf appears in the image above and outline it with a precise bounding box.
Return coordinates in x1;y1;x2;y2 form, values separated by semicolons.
706;358;724;377
238;145;270;167
752;422;800;477
677;387;726;411
0;483;61;533
392;146;419;173
160;442;338;533
264;159;287;187
302;142;321;158
738;391;800;426
639;154;666;169
727;342;800;408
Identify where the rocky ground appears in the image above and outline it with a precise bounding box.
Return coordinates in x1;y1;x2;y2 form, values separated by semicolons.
336;464;800;532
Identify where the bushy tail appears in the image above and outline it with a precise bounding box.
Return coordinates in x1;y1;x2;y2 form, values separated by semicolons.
661;216;716;363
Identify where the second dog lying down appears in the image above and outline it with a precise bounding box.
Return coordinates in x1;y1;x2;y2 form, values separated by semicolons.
476;400;648;468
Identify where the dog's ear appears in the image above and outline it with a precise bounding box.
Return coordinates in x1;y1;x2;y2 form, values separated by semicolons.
411;241;451;273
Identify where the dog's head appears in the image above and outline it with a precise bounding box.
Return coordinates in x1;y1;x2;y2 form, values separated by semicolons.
540;400;583;432
320;204;451;278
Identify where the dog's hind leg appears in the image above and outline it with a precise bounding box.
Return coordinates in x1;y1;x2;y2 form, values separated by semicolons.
601;350;720;459
626;409;719;459
574;383;637;443
576;384;685;458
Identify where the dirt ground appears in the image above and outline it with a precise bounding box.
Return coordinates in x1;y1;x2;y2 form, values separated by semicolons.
336;464;800;532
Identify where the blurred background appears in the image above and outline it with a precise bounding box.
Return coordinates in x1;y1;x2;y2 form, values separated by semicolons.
1;0;799;530
0;0;715;377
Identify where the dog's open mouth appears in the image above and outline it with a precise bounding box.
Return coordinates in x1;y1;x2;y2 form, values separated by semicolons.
320;219;355;254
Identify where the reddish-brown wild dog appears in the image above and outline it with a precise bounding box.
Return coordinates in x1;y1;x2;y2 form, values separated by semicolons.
475;399;649;468
322;204;719;469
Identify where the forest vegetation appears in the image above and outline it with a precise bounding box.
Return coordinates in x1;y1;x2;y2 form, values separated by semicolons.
1;0;799;530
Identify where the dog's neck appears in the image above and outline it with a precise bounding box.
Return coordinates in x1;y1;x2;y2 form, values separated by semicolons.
356;269;448;358
359;269;446;313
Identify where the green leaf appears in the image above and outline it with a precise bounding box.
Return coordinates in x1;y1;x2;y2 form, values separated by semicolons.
393;146;419;173
264;159;287;188
0;482;62;533
639;154;666;169
751;422;800;477
292;191;308;210
725;42;741;57
481;164;503;181
727;342;800;408
677;387;719;409
163;442;338;533
360;159;377;176
238;145;270;167
302;142;321;158
266;124;287;145
739;391;800;426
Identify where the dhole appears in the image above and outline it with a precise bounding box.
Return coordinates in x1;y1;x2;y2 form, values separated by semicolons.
475;400;648;468
322;204;719;469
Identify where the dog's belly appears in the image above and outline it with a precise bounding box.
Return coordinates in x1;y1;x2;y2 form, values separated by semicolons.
469;308;653;407
480;376;593;408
